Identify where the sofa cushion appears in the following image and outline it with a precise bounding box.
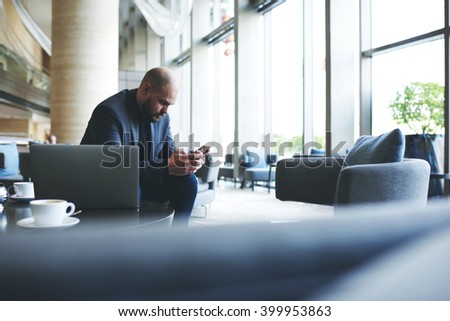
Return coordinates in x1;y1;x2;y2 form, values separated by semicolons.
244;167;276;181
344;129;405;166
0;144;20;177
246;147;267;168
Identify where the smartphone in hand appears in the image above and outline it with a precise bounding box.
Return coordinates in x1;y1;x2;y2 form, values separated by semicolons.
196;145;211;154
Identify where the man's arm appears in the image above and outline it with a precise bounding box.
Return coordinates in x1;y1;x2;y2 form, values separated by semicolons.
80;105;124;145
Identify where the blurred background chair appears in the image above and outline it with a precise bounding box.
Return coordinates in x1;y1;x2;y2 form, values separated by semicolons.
193;155;220;217
218;153;237;186
242;147;278;193
0;143;32;188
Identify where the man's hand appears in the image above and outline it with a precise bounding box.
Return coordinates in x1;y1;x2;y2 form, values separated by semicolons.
168;149;205;176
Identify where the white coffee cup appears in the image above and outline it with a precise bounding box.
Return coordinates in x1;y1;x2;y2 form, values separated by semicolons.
30;199;76;227
9;182;34;198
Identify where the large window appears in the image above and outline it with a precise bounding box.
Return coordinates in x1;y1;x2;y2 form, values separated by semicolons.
180;11;191;52
170;62;191;145
371;0;443;48
209;40;235;150
364;0;446;136
171;12;192;144
269;0;304;155
372;40;444;135
362;0;449;180
266;0;326;155
209;0;234;30
205;0;235;154
310;0;326;150
174;0;326;158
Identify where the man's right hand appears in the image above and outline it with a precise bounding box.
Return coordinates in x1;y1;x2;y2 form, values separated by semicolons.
168;149;204;176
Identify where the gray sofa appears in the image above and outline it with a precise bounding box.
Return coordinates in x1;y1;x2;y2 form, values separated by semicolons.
0;200;449;300
276;156;431;207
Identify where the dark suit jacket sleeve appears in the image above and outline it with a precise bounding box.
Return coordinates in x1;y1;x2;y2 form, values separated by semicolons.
160;126;176;158
81;104;125;145
142;122;174;187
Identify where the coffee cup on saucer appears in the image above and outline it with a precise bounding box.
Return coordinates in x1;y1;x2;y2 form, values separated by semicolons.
9;182;35;198
30;199;76;227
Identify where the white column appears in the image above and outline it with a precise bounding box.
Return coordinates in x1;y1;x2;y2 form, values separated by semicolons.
326;0;359;155
235;0;262;147
51;0;119;144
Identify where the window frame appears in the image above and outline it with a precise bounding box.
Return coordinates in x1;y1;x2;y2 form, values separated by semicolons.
360;0;450;180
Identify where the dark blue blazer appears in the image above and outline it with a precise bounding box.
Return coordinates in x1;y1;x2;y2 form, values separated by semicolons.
80;89;175;182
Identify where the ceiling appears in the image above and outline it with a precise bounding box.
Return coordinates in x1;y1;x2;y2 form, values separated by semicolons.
17;0;139;49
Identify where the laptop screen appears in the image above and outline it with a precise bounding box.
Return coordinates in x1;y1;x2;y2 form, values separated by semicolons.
30;144;140;209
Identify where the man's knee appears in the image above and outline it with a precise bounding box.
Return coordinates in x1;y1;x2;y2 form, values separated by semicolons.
179;173;198;196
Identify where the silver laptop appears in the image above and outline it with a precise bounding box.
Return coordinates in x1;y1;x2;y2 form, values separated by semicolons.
30;144;140;209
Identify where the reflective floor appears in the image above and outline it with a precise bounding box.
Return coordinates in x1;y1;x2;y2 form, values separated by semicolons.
190;182;333;227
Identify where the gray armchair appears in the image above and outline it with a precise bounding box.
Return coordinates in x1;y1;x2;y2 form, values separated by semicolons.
276;129;431;208
242;148;278;192
0;144;32;188
193;155;220;217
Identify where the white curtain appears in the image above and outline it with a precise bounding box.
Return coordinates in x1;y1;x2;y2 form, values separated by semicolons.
134;0;193;38
0;0;5;19
11;0;51;55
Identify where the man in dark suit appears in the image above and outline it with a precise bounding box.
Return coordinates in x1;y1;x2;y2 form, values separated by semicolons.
81;67;204;226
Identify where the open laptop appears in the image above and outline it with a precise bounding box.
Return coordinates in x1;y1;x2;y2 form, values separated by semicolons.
30;144;140;209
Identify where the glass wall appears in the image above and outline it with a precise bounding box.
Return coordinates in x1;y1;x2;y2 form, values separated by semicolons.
208;40;235;151
366;0;445;136
171;62;192;145
371;0;443;48
372;40;444;135
180;12;191;52
269;0;304;155
267;0;326;155
205;0;236;155
209;0;234;30
172;0;328;158
311;0;326;149
362;0;448;193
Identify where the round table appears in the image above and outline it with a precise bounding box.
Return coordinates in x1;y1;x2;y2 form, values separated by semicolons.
0;199;174;235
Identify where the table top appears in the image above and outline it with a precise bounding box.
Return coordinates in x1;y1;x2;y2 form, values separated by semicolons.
0;199;174;235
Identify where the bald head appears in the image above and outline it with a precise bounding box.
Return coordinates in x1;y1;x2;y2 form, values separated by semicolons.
136;67;179;122
140;67;179;93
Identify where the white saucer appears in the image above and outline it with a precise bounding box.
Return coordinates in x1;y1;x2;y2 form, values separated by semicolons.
9;195;35;203
17;217;80;230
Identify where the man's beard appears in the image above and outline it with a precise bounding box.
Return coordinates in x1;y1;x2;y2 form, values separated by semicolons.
150;113;166;123
150;116;159;123
142;98;164;122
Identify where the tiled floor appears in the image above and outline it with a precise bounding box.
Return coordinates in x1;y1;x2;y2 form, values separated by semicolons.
189;181;334;227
